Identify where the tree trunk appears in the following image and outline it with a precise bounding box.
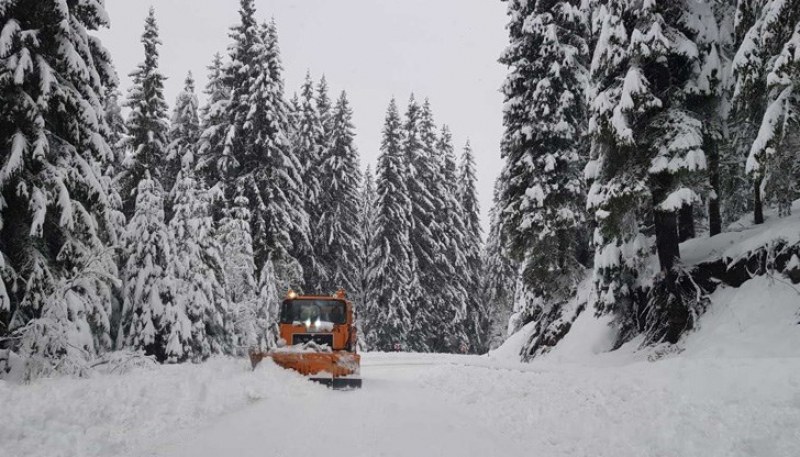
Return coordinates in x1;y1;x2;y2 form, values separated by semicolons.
707;137;722;235
678;203;695;242
754;176;764;224
652;173;681;272
655;209;680;272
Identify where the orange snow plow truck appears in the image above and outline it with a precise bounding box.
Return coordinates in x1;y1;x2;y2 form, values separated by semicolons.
249;289;362;389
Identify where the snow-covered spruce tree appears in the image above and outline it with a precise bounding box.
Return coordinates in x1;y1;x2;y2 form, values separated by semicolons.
588;1;708;344
733;0;800;218
119;175;177;362
481;181;518;350
166;73;201;204
400;96;438;352
255;257;280;349
315;92;362;294
197;52;231;195
216;188;259;348
252;19;309;291
356;166;378;345
316;75;333;139
216;0;260;193
168;153;230;361
0;0;120;379
220;4;307;295
457;140;490;353
103;88;128;169
683;1;736;236
366;99;415;351
119;7;170;220
294;72;327;291
498;0;590;358
429;124;471;353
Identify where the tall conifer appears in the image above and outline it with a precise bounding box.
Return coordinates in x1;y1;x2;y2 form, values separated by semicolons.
121;8;170;219
0;0;120;376
367;99;414;350
316;92;362;293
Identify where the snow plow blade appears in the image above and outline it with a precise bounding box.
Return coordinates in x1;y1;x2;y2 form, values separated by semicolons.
249;350;362;389
310;376;362;389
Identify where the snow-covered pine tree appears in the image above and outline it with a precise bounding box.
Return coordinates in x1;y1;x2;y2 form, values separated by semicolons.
356;165;378;344
166;73;201;204
218;0;260;189
498;0;590;357
588;1;708;343
315;92;362;294
168;152;230;361
250;19;308;291
482;181;518;350
586;2;649;332
120;7;170;220
255;257;280;349
100;87;128;242
428;123;470;353
683;0;735;236
103;88;128;169
0;0;120;378
457;140;489;353
316;75;333;139
120;175;177;362
219;4;307;295
366;99;415;351
216;188;259;348
400;96;438;352
294;72;327;292
197;52;231;194
733;0;800;217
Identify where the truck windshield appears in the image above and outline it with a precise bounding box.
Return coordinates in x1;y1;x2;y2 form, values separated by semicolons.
279;299;347;325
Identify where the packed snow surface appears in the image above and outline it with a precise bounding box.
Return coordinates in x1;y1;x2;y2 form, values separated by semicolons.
2;276;799;457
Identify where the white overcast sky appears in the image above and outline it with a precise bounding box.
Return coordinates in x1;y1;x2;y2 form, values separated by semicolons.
98;0;508;232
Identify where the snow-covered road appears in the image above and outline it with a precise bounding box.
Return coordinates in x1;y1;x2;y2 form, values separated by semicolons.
154;355;518;457
143;352;800;457
3;350;800;457
5;275;800;457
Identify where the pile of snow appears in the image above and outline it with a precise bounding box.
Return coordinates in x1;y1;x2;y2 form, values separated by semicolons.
0;357;321;457
486;320;536;361
683;275;800;358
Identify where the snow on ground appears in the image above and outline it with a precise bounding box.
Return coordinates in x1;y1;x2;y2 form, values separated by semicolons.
0;358;314;457
681;199;800;266
684;275;800;358
2;274;799;457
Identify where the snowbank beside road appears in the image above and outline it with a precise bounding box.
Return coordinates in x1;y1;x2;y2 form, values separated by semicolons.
418;354;800;457
0;358;315;457
492;274;800;364
492;200;800;365
684;275;800;358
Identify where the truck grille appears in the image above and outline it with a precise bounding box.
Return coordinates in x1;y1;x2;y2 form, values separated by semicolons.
292;334;334;347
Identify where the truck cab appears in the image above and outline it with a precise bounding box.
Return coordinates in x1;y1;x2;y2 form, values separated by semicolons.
277;292;357;351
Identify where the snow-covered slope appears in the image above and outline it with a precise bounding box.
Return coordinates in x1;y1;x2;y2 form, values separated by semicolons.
492;273;800;365
683;276;800;358
681;199;800;267
492;200;800;365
